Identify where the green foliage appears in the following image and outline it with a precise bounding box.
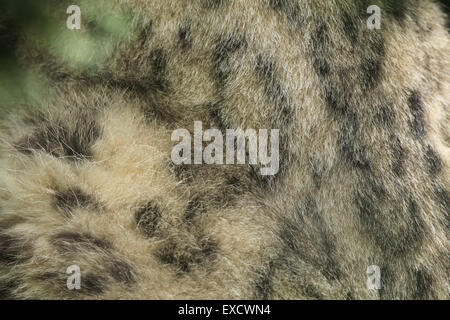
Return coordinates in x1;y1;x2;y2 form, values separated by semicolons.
0;0;135;116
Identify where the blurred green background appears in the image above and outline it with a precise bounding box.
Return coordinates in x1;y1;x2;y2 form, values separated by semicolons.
0;0;133;117
0;0;449;118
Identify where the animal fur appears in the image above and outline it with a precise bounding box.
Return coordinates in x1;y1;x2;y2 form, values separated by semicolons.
0;0;449;299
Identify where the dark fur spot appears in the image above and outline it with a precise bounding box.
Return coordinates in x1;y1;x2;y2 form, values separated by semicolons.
310;157;323;189
0;234;32;265
339;112;371;170
356;182;425;257
412;267;434;300
135;201;162;238
254;261;274;299
379;264;396;299
36;272;61;282
360;34;385;90
51;232;111;254
206;102;228;131
213;34;246;88
280;198;341;282
86;19;109;39
424;146;443;176
312;23;330;78
184;197;206;221
405;198;427;249
434;185;449;209
312;23;329;51
0;279;21;299
82;273;108;295
203;0;227;9
34;271;74;292
0;216;26;230
300;283;323;299
168;162;195;185
385;0;408;23
92;73;151;98
255;54;293;129
361;57;382;90
254;54;293;179
374;102;395;128
16;117;100;161
178;24;192;50
155;236;217;273
408;91;426;139
325;89;349;117
105;259;136;286
370;33;386;58
345;291;355;300
226;175;241;188
343;12;359;46
248;164;278;189
138;20;153;45
434;185;449;226
314;58;330;77
175;175;240;210
55;187;98;216
356;181;385;223
40;60;71;82
49;70;150;99
268;0;303;27
148;49;168;91
390;135;405;176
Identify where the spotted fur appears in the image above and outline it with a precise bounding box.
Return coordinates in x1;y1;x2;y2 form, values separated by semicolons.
0;0;449;299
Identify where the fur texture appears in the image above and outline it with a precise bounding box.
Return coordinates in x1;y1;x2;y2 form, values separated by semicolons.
0;0;449;299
